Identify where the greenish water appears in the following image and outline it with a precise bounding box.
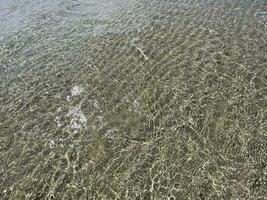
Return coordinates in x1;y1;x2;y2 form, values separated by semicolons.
0;0;266;199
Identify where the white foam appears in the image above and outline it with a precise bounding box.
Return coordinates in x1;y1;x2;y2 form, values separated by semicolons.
104;129;115;139
49;140;55;149
71;85;83;97
133;99;141;113
67;104;87;135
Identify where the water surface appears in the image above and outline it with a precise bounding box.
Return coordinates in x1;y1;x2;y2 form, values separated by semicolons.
0;0;266;199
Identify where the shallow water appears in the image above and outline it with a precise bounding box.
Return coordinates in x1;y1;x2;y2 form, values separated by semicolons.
0;0;266;199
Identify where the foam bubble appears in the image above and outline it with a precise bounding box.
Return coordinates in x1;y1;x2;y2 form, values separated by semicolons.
67;105;87;135
71;85;83;97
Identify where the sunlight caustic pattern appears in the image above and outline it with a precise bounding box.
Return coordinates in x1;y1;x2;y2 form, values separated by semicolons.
0;0;266;199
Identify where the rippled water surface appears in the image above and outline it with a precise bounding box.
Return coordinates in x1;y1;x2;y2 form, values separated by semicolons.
0;0;266;199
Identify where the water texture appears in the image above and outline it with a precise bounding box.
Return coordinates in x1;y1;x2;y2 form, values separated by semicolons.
0;0;266;199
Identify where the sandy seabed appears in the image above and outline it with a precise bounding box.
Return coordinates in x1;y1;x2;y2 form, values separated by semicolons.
0;0;266;199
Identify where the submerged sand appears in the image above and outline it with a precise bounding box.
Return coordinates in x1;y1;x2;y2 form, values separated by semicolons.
0;0;266;199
